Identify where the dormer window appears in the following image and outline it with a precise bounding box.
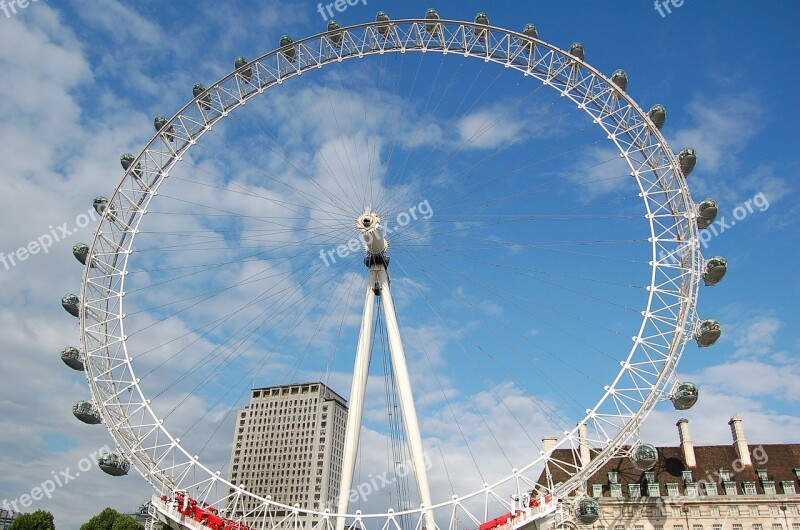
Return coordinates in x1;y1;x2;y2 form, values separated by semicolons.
719;469;732;482
608;471;619;484
644;471;656;483
757;469;768;481
629;484;641;498
762;480;776;495
682;470;693;482
723;481;737;496
592;483;603;497
743;481;757;495
782;481;796;494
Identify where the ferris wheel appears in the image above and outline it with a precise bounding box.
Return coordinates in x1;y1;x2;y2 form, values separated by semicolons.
60;10;728;530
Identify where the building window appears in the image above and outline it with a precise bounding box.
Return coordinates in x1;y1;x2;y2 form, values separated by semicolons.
635;526;644;530
732;525;742;530
744;482;757;495
682;470;693;482
713;525;722;530
652;506;662;518
648;483;661;497
666;483;679;497
690;506;700;517
719;469;733;482
704;482;718;496
645;471;656;483
629;484;641;498
613;507;622;517
592;483;602;497
781;481;796;494
724;481;738;495
752;525;763;530
710;507;720;517
793;525;800;530
757;469;768;481
794;468;800;481
610;483;622;498
673;526;684;530
693;526;703;530
671;507;681;518
763;480;776;495
685;482;698;497
729;506;740;516
771;525;783;530
608;471;619;483
749;506;760;516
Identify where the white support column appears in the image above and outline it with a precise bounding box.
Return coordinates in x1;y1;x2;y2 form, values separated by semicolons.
377;269;436;530
337;269;379;530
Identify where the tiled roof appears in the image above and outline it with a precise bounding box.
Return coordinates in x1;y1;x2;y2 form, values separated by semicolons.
540;443;800;497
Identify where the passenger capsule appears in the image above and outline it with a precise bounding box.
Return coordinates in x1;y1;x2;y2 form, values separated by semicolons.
73;243;89;266
279;35;297;61
120;153;142;179
696;199;718;229
153;116;174;141
569;42;585;61
98;452;131;476
73;400;101;424
695;318;722;347
424;8;440;35
678;148;697;177
575;498;600;524
93;196;109;216
630;443;658;471
648;104;667;130
671;382;699;410
62;294;80;318
376;11;391;37
703;256;728;286
522;24;538;39
61;346;84;371
474;12;489;41
611;69;628;92
234;56;252;84
327;20;343;46
193;83;212;109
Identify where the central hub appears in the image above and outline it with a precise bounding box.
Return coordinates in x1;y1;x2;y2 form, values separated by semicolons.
356;211;388;257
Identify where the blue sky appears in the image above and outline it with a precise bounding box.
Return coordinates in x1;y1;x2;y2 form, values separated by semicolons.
0;1;798;528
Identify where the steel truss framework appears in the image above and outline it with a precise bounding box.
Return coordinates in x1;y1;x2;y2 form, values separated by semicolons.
79;18;706;530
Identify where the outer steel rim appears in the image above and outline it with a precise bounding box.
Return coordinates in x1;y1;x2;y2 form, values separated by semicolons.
78;18;702;527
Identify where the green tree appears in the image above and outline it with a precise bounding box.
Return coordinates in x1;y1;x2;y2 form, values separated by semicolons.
80;508;141;530
9;510;56;530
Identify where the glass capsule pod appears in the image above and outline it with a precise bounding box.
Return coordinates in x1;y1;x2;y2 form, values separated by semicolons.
279;35;297;61
424;8;440;35
696;199;718;229
327;20;343;47
703;256;728;286
153;116;174;141
120;153;142;179
73;400;101;424
695;318;722;347
98;452;131;476
575;498;600;524
569;42;585;61
648;104;667;130
474;12;489;41
522;23;538;39
61;346;84;371
611;69;628;92
376;11;391;37
62;294;80;318
671;382;699;410
678;147;697;177
630;442;659;471
193;83;212;109
234;56;252;84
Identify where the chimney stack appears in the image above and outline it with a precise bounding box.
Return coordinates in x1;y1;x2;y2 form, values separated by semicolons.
676;418;697;468
578;423;590;468
542;436;558;454
729;416;752;467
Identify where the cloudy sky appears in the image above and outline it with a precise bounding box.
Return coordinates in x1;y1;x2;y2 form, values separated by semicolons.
0;1;798;529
